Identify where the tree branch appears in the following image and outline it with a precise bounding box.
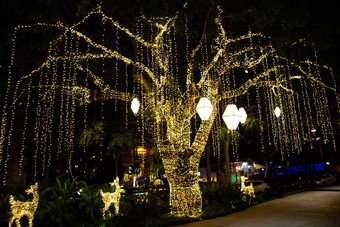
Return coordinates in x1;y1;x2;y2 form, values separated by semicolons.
67;27;161;87
75;63;134;102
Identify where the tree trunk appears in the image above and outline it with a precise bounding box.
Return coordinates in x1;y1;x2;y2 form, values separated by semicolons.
217;152;221;183
114;151;121;178
221;99;231;185
160;147;202;217
205;141;212;187
224;140;231;185
168;178;202;217
158;92;218;217
264;160;268;178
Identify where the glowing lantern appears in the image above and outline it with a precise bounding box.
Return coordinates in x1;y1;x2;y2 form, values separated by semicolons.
274;107;281;117
131;98;140;115
238;107;247;124
196;97;213;120
222;104;241;130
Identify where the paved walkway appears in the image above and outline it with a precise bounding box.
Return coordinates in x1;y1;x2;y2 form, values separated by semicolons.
177;185;340;227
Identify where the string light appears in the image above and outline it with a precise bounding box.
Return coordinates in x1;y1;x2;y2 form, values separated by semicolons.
19;77;32;176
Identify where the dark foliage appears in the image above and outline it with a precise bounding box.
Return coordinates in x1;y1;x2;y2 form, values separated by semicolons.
201;182;249;219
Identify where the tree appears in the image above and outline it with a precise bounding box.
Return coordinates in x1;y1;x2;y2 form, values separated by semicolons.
0;2;338;218
218;123;241;183
79;123;134;179
79;121;103;148
107;128;134;178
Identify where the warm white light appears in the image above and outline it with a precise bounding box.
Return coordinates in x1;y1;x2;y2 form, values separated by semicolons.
222;104;241;130
196;97;213;120
274;107;281;117
245;69;249;73
131;98;140;115
100;177;121;217
311;129;316;133
9;182;39;227
238;107;247;124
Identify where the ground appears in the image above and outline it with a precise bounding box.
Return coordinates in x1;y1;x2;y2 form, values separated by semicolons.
179;184;340;227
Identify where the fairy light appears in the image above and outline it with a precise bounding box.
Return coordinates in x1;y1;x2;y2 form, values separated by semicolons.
312;47;327;134
57;31;69;160
0;23;62;176
9;182;39;227
46;47;58;171
329;69;338;151
70;44;78;176
260;51;274;148
329;68;340;116
312;48;336;149
301;78;313;148
0;3;338;218
276;57;290;154
285;62;301;152
100;19;106;162
185;15;190;90
278;60;293;153
173;26;179;92
268;82;279;150
19;77;32;176
32;68;44;181
45;42;56;173
216;101;221;160
40;67;50;176
83;43;90;154
66;33;74;178
263;82;273;146
114;27;119;111
0;27;17;173
249;34;265;154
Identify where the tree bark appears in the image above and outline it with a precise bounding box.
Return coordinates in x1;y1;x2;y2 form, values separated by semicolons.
224;140;231;185
205;139;212;187
264;160;268;178
114;151;121;178
157;85;219;217
160;148;202;217
221;98;231;185
217;153;221;183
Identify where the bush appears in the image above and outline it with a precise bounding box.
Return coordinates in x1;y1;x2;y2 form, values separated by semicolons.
76;182;103;226
1;179;270;227
0;194;10;226
200;183;250;219
36;178;79;226
201;183;248;210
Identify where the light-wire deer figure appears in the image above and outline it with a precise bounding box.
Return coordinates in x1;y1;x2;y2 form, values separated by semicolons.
100;177;121;217
9;182;39;227
240;176;255;199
